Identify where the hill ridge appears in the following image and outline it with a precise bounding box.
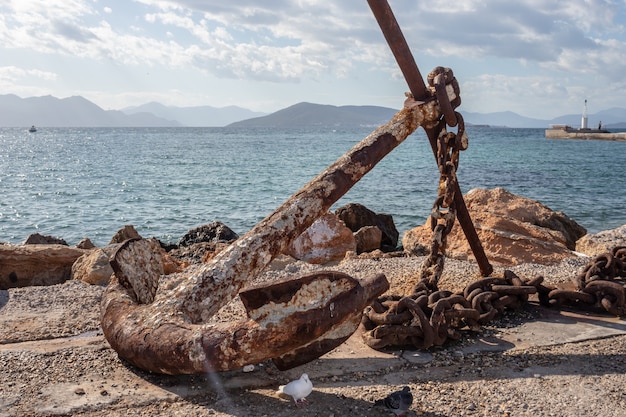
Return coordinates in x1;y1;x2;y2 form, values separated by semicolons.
3;94;626;129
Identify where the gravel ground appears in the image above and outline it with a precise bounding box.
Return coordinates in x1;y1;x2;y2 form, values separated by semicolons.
1;254;626;417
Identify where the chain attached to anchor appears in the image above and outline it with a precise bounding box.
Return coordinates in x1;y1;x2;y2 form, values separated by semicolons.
361;241;626;351
361;66;489;350
360;66;626;351
362;241;626;350
415;67;467;292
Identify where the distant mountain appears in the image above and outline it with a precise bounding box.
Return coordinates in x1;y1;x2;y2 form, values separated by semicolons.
462;111;548;128
549;107;626;130
0;94;179;127
226;102;399;128
228;103;616;129
4;93;626;130
463;107;626;129
122;102;266;127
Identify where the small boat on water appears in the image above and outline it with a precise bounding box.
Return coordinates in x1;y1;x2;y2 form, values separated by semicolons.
28;125;37;133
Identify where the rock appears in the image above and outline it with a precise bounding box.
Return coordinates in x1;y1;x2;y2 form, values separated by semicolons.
22;233;68;246
71;248;113;285
402;232;429;256
169;222;239;264
575;224;626;256
0;244;86;289
335;203;399;251
72;241;184;285
178;222;239;247
286;213;356;264
168;242;217;264
354;226;382;254
402;188;587;266
75;238;96;249
109;225;142;244
463;188;586;250
168;241;235;265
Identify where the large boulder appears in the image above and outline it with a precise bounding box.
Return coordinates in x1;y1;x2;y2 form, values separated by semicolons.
0;244;86;289
335;203;399;251
463;188;586;250
286;213;356;264
576;224;626;256
402;188;587;266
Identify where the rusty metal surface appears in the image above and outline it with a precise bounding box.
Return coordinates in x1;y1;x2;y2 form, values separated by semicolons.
101;100;443;375
367;0;428;100
102;239;388;374
549;245;626;315
241;271;388;370
109;238;161;304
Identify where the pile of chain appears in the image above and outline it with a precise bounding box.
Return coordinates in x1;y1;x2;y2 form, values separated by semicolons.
542;245;626;316
360;269;544;349
360;67;626;350
361;243;626;350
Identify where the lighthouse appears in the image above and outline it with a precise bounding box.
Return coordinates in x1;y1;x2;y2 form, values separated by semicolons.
581;99;588;129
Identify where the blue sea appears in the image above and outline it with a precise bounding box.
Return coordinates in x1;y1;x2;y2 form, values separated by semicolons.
1;126;625;247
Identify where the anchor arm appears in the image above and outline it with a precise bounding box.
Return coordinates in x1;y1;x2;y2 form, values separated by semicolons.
101;100;444;374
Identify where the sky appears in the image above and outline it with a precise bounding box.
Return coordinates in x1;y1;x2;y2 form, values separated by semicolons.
1;0;626;119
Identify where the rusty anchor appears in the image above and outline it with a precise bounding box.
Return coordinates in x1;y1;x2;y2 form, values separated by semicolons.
101;97;452;375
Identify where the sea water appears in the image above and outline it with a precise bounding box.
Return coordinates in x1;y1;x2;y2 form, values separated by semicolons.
1;126;624;246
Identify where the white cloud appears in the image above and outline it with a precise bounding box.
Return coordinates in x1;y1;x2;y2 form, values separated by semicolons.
545;37;626;77
0;66;58;82
1;0;626;116
4;0;621;81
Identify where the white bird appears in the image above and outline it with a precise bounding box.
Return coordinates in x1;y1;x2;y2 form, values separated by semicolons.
277;373;313;406
374;386;413;417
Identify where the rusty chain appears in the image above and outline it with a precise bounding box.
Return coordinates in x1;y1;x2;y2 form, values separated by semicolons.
545;245;626;316
362;244;626;350
361;67;626;351
415;67;466;292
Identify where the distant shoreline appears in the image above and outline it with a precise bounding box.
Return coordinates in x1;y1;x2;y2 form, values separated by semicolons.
545;128;626;141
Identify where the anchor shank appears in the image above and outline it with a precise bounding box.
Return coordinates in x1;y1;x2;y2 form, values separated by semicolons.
367;0;428;100
367;0;493;276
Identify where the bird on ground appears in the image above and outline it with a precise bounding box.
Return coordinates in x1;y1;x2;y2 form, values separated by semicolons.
374;386;413;416
277;373;313;406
